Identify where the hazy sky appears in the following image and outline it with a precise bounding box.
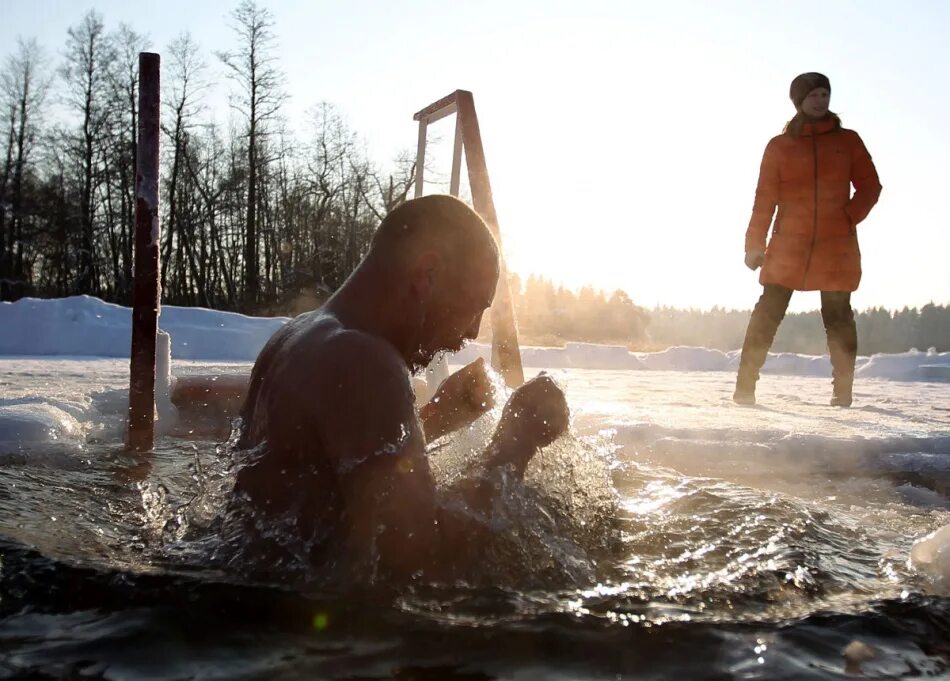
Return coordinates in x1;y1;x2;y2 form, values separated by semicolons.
3;0;948;312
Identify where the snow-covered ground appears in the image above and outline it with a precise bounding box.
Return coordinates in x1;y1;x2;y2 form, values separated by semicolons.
2;295;949;589
3;295;949;379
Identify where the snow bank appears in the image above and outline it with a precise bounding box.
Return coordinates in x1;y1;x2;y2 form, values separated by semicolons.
448;341;950;382
2;296;949;382
857;348;950;381
637;346;732;372
1;295;286;361
453;343;645;369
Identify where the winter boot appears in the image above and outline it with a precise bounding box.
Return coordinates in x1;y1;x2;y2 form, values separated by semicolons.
733;362;758;405
822;293;857;408
733;376;756;406
830;374;853;408
734;285;792;406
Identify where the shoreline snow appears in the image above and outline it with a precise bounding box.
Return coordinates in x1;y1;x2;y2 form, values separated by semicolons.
3;295;948;382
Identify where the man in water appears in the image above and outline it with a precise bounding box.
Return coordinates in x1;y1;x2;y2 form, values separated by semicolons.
234;195;569;579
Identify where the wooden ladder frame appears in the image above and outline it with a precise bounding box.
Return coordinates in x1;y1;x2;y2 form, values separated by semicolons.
412;90;524;388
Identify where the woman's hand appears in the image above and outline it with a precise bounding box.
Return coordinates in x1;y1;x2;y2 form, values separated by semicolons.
744;250;765;270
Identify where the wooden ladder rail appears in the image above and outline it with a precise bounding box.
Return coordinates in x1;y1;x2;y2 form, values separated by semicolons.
412;90;524;388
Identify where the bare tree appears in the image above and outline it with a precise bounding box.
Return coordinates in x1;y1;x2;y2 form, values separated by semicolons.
162;32;207;303
101;23;150;302
364;150;415;223
0;38;50;299
61;10;116;294
0;73;15;287
0;8;416;313
216;0;286;310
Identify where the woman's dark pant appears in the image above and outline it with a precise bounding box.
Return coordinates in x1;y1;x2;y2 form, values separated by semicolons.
735;285;857;398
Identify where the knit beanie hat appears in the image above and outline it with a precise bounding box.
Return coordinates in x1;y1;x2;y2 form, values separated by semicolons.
789;72;831;109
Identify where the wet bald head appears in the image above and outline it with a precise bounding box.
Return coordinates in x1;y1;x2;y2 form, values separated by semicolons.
368;195;499;281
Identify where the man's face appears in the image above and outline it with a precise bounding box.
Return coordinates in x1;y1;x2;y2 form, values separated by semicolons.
410;257;498;372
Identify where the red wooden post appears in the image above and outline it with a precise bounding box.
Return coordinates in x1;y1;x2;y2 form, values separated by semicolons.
127;52;161;452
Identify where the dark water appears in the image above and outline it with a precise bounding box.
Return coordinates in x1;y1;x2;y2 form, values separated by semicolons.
1;420;949;680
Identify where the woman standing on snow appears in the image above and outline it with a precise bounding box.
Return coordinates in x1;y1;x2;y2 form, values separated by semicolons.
734;72;882;407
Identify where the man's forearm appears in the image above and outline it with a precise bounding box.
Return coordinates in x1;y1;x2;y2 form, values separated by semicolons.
454;427;539;514
484;421;537;479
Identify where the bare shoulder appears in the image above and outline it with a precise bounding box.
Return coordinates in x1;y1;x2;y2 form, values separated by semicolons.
321;326;403;365
315;326;407;386
269;312;397;370
254;312;406;409
291;324;420;467
259;314;417;449
274;319;412;408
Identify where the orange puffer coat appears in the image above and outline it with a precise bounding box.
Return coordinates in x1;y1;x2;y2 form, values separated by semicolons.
745;116;882;292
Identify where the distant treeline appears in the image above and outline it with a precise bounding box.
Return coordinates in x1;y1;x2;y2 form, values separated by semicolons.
645;303;949;355
1;3;413;314
498;274;650;347
493;275;949;355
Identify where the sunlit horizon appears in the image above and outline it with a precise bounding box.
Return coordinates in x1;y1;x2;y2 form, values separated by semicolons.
3;0;948;313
